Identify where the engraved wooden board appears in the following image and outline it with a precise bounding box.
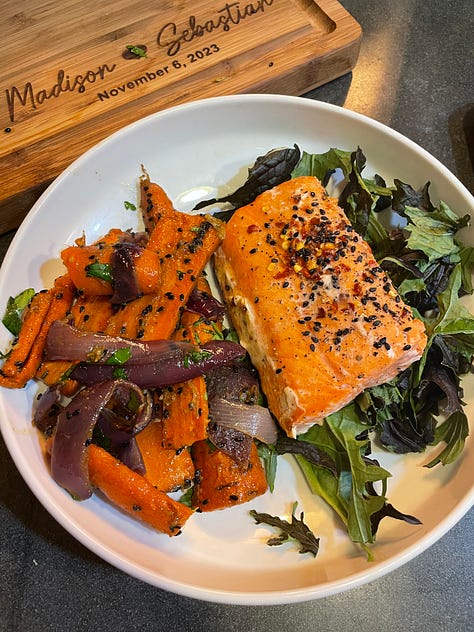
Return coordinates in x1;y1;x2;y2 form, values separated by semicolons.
0;0;361;234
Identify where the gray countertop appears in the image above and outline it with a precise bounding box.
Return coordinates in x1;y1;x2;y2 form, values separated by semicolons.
1;1;473;630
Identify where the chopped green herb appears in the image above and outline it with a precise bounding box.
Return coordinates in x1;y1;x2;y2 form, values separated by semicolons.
105;347;132;365
179;486;194;507
124;200;137;211
126;45;147;58
85;262;113;284
183;349;213;368
111;367;128;380
2;288;35;336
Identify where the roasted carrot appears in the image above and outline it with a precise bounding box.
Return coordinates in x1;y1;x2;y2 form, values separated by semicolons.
35;360;79;396
0;290;51;381
140;173;176;235
161;376;210;450
0;275;75;388
159;304;221;450
191;441;268;512
135;421;195;492
104;182;225;340
88;444;193;536
174;309;221;346
70;293;115;332
139;216;224;340
61;231;161;297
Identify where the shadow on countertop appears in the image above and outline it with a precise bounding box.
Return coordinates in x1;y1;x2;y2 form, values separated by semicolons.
449;104;474;196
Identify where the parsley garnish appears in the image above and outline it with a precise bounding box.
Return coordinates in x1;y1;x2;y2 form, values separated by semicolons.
105;347;132;365
112;367;128;380
124;200;137;211
85;262;113;284
183;349;213;368
126;45;147;58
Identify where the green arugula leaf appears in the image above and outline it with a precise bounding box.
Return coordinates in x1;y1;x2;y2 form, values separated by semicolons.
257;443;278;493
292;147;354;182
297;405;391;551
2;288;35;336
250;502;320;556
458;244;474;293
324;406;390;545
425;410;469;467
403;205;465;263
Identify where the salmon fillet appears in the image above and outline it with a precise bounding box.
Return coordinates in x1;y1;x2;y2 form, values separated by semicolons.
213;176;427;437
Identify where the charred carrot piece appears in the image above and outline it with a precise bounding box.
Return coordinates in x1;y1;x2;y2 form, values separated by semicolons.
135;421;195;492
175;309;221;345
88;444;193;536
140;173;176;235
140;217;224;340
70;293;115;332
191;441;268;512
160;306;220;450
61;231;161;297
0;275;75;388
161;376;210;451
0;289;52;380
104;219;224;340
35;360;79;395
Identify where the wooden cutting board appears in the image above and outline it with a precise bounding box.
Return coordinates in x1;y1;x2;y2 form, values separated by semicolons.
0;0;361;234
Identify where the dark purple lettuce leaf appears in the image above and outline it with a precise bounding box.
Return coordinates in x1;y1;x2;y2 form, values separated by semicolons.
338;148;374;237
207;422;252;464
275;434;337;477
379;415;436;454
193;145;301;216
392;179;435;214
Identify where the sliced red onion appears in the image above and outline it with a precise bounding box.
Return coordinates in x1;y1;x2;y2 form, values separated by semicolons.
121;230;148;247
50;380;150;500
186;287;226;320
206;360;260;403
209;396;278;445
110;242;142;305
33;385;64;435
70;340;246;388
45;320;196;365
96;383;152;444
116;437;146;475
207;422;253;464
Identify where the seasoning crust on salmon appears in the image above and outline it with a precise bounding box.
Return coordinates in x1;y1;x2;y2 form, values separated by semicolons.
213;176;427;437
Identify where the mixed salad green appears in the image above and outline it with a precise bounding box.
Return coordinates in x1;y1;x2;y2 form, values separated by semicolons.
197;144;474;557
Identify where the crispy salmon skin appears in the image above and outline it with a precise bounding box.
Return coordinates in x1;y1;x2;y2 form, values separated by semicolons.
213;176;427;437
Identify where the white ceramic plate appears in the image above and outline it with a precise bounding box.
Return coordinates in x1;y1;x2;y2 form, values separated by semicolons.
0;95;473;605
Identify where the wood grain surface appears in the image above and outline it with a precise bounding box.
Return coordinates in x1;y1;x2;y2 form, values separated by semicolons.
0;0;361;234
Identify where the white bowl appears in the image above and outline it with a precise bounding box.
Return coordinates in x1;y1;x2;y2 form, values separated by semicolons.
0;95;473;605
